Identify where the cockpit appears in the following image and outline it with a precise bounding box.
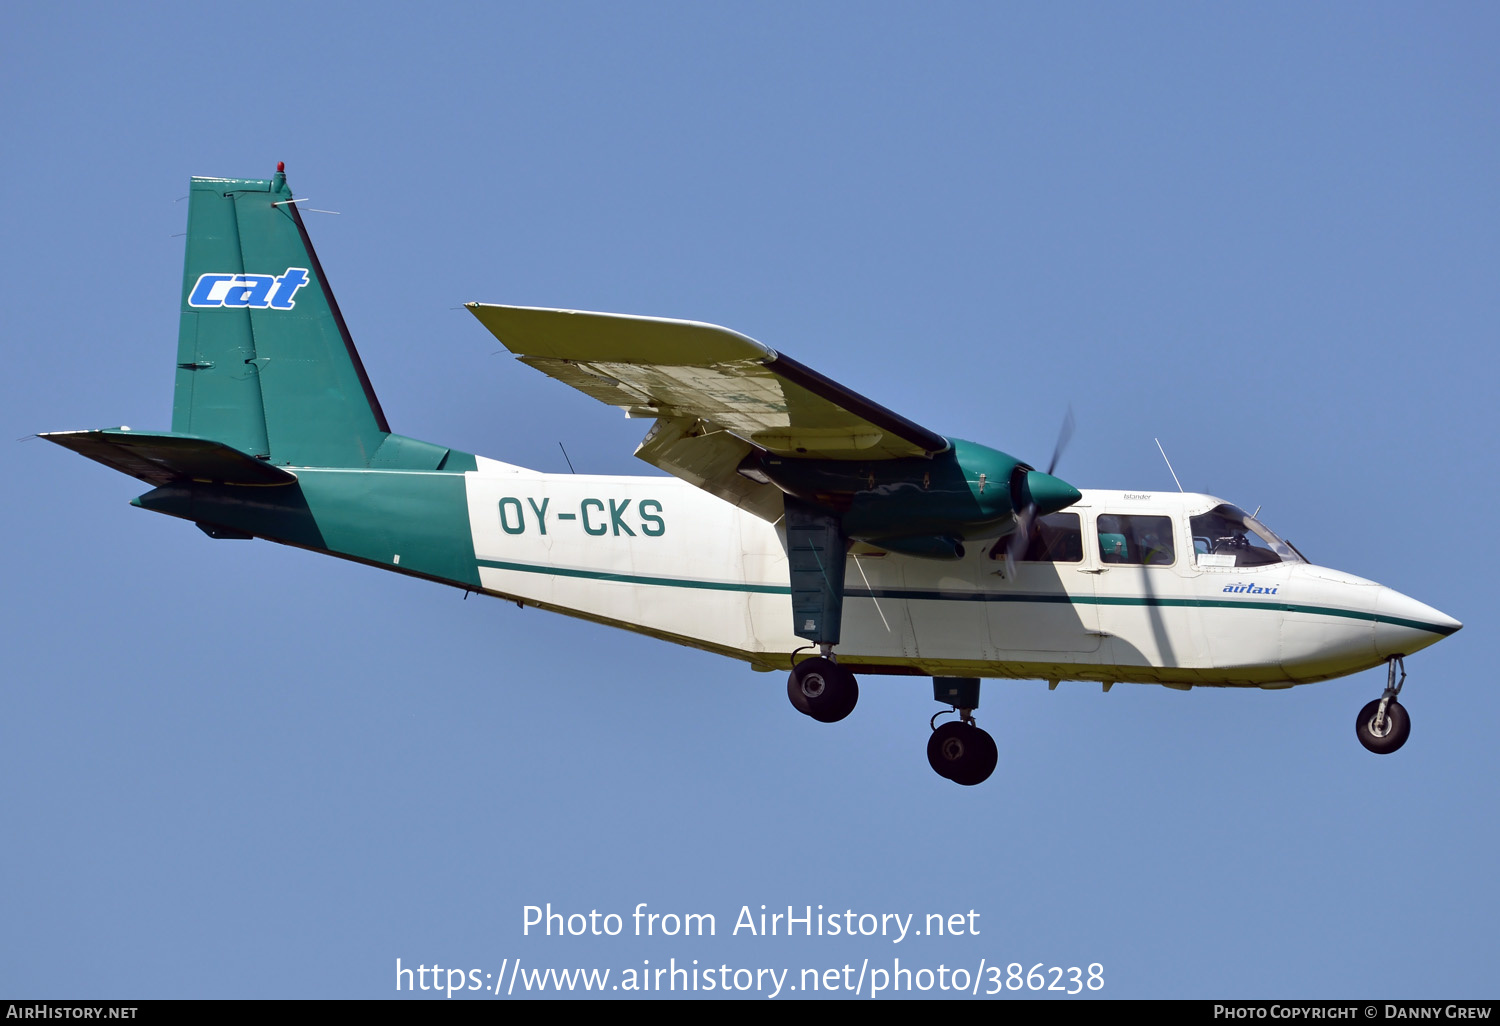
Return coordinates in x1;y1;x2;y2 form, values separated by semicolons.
1189;503;1303;568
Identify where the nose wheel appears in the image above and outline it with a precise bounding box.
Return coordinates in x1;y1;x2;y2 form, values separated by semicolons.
1356;656;1411;755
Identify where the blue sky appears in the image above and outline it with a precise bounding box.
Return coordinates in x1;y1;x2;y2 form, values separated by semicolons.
2;2;1495;999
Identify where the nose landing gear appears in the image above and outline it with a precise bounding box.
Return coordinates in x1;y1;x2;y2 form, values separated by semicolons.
928;677;998;786
1356;656;1411;755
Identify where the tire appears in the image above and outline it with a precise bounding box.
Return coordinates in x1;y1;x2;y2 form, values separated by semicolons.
1355;698;1411;755
787;657;859;723
927;722;998;785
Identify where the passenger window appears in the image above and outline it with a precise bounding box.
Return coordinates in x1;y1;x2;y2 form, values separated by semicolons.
990;512;1083;563
1096;514;1176;566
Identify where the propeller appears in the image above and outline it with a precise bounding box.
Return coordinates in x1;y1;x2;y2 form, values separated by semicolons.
1002;408;1076;579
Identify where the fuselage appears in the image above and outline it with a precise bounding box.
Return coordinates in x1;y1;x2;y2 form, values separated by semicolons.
459;458;1460;688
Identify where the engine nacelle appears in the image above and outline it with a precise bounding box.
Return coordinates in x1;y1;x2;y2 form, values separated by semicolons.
741;437;1079;556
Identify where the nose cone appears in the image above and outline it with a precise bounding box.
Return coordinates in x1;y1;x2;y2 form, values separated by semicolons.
1025;470;1082;516
1376;587;1462;658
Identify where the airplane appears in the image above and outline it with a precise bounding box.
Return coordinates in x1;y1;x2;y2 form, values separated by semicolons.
43;166;1462;786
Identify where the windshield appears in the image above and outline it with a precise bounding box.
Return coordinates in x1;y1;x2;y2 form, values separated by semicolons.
1189;504;1302;567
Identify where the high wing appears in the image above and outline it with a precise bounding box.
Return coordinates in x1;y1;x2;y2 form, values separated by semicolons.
466;304;949;521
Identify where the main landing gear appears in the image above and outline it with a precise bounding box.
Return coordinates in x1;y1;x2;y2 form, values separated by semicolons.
779;500;991;782
927;677;998;786
783;499;859;724
1356;655;1411;755
785;664;998;785
787;649;859;723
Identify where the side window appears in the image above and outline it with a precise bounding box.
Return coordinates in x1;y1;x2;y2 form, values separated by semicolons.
1025;511;1083;562
1096;514;1176;566
991;512;1083;563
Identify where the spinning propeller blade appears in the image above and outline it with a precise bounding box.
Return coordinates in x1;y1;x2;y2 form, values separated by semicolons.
1046;407;1075;476
1003;408;1077;577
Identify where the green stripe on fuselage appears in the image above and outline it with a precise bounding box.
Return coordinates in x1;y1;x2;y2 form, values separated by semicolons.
478;559;787;594
472;559;1460;637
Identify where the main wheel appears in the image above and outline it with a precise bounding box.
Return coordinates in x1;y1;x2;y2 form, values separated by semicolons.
787;657;859;723
926;722;998;785
1355;698;1411;755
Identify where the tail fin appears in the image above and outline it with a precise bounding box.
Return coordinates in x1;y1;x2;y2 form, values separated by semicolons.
174;168;389;467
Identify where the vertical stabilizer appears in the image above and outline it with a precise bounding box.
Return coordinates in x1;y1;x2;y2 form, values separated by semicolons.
173;168;390;467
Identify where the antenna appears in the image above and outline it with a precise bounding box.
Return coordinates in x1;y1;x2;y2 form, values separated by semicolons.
558;442;577;474
1154;438;1185;493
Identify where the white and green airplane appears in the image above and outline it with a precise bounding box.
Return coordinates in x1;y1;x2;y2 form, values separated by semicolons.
45;167;1461;785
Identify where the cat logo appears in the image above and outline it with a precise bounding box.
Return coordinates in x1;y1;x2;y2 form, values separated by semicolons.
187;267;310;310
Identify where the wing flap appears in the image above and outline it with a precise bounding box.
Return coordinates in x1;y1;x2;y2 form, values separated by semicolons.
634;416;784;522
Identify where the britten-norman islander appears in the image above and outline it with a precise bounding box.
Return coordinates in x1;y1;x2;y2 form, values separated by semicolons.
45;165;1461;785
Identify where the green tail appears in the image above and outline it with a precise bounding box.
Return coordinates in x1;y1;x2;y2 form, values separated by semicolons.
50;169;471;478
172;169;466;472
45;167;482;589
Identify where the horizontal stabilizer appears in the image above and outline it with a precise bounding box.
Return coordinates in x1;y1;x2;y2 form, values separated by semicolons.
40;430;298;487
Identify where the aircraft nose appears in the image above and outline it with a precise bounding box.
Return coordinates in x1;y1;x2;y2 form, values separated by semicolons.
1025;470;1082;516
1375;586;1462;658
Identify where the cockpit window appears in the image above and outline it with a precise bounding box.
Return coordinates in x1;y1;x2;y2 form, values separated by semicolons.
1190;504;1302;567
1096;514;1175;566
